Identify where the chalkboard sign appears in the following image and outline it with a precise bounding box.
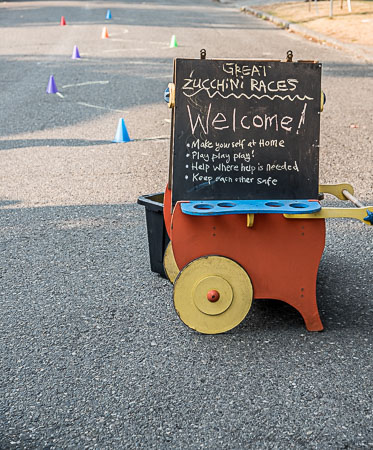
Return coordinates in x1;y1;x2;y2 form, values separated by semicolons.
171;58;322;203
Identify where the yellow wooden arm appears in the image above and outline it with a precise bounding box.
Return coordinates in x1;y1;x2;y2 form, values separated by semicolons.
247;214;255;227
319;183;354;200
167;83;175;108
284;206;373;226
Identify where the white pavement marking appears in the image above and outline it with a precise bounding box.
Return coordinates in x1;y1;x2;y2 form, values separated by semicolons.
56;92;64;98
133;136;170;142
145;75;173;79
103;48;146;52
110;30;129;35
61;81;109;89
76;102;129;113
125;61;166;65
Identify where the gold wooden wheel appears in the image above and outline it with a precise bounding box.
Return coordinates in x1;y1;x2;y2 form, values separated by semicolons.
163;242;179;284
173;256;253;334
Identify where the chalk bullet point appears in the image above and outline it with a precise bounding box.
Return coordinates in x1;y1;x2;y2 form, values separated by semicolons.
187;143;190;147
185;165;189;168
185;175;188;180
186;154;190;157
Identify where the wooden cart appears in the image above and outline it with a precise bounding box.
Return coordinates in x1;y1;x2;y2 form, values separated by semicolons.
152;52;373;334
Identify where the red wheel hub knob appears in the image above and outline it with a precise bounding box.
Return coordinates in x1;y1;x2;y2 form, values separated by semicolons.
207;289;220;302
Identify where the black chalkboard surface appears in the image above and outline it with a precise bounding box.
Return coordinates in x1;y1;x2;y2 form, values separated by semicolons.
171;58;322;203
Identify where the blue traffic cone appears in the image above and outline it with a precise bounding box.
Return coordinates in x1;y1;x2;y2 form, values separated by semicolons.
71;45;80;59
113;118;131;143
46;75;58;94
106;9;112;20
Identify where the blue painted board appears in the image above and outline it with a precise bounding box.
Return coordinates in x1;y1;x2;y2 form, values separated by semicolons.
181;199;321;216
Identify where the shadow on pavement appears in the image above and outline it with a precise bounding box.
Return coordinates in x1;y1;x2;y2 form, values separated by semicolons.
0;0;267;30
323;61;373;78
0;201;371;333
0;199;21;207
0;201;372;447
1;54;371;140
0;55;173;138
0;138;110;150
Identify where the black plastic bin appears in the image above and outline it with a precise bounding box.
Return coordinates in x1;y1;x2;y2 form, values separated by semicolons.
137;193;170;278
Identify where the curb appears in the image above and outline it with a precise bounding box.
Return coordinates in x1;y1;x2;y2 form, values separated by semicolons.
241;6;373;63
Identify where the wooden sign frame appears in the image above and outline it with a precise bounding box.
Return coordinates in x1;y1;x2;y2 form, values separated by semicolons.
169;57;322;203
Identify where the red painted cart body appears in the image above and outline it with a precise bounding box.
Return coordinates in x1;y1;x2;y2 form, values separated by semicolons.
164;186;325;331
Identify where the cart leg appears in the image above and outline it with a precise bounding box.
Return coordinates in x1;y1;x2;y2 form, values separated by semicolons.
300;298;324;332
279;289;323;332
303;311;324;332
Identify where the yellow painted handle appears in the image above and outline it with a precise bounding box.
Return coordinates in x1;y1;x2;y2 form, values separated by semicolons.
284;206;373;226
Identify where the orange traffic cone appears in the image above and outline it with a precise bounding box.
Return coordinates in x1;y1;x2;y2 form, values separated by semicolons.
101;27;109;39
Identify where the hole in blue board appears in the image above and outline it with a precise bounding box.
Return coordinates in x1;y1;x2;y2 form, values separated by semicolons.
194;204;213;210
289;203;308;209
265;202;284;208
217;202;236;208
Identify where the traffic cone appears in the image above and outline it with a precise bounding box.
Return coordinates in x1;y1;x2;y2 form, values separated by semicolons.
169;35;178;48
101;27;109;39
113;118;131;143
60;16;66;26
46;75;58;94
71;45;80;59
106;9;112;20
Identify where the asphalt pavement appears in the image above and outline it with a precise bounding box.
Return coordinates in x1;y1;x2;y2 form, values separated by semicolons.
0;0;372;448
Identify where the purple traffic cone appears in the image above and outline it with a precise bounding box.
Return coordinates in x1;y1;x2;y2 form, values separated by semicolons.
113;118;131;143
71;45;80;59
46;75;58;94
